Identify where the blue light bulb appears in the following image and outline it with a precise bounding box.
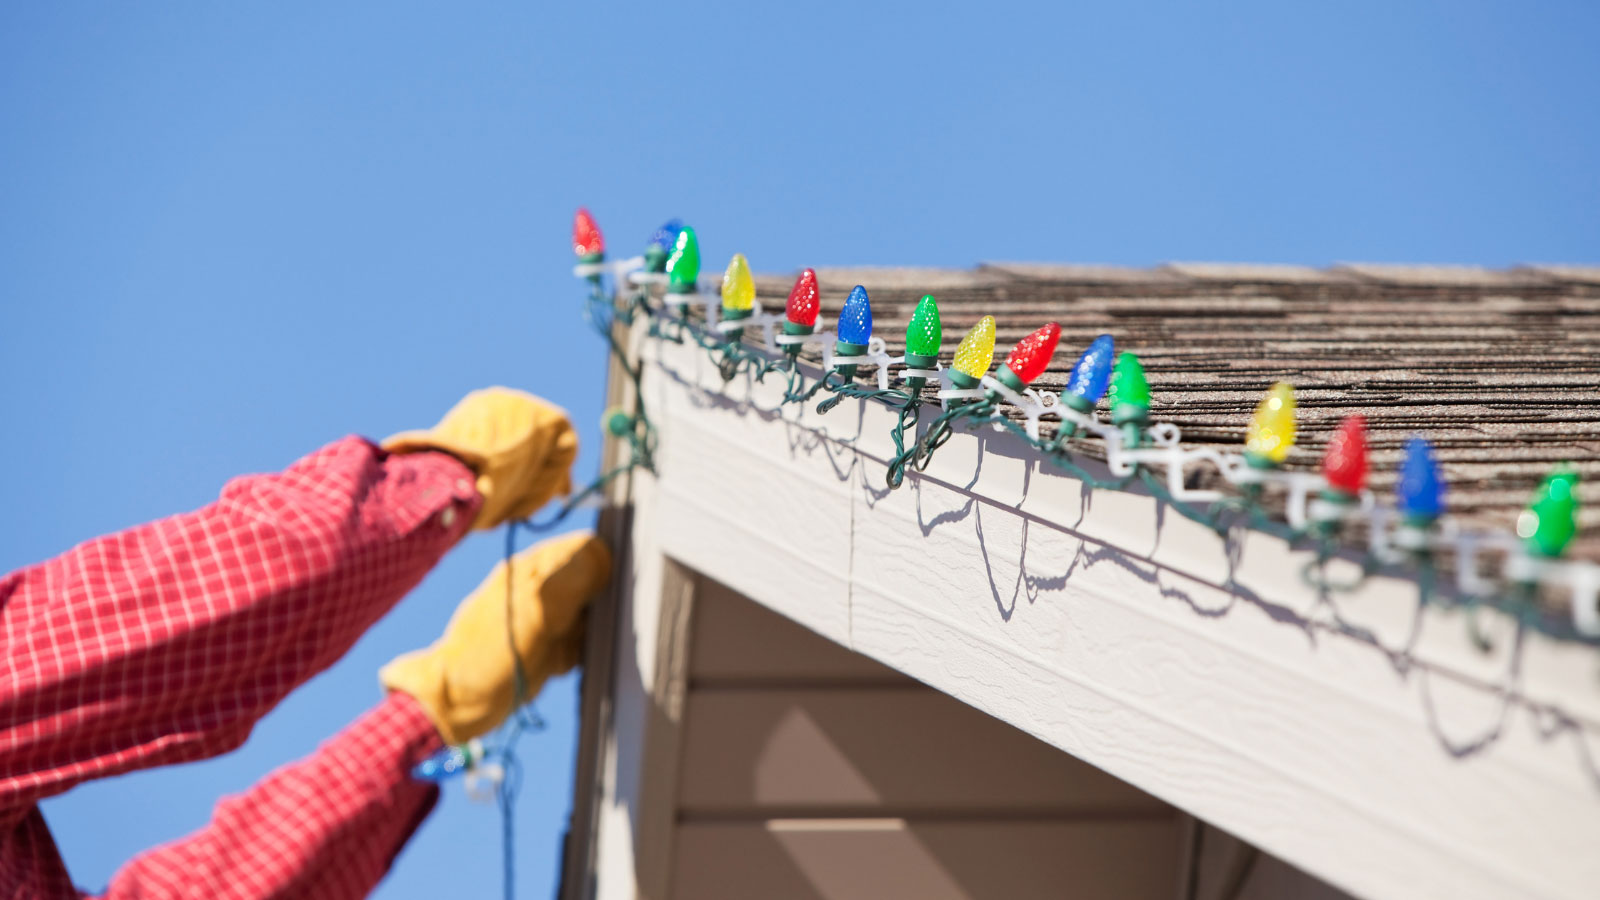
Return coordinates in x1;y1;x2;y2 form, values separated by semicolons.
1065;334;1115;404
1396;435;1446;521
411;741;479;782
837;285;873;346
648;218;684;253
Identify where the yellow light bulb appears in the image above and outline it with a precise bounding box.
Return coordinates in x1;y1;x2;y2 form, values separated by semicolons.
1246;382;1296;465
952;316;997;381
721;253;754;312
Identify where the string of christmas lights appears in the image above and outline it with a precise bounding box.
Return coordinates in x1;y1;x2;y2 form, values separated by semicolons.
570;209;1598;643
411;211;663;900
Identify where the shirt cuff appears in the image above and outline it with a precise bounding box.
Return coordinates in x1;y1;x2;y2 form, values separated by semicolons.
380;446;483;542
372;691;448;768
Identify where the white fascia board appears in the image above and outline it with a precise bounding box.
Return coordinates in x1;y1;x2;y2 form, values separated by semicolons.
610;332;1600;900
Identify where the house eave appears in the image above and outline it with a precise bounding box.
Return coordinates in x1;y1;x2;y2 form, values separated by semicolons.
573;325;1600;900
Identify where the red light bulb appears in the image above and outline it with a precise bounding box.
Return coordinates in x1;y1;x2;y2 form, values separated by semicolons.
1322;415;1368;495
786;268;820;328
1004;323;1061;385
572;208;604;259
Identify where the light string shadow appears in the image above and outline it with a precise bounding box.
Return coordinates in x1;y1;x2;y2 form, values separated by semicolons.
651;338;1600;793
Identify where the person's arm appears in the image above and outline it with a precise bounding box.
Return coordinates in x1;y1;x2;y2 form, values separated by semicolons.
80;529;606;900
0;435;480;815
90;692;443;900
80;527;609;900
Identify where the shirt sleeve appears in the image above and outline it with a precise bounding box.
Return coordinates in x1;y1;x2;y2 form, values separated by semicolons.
0;435;480;816
92;692;445;900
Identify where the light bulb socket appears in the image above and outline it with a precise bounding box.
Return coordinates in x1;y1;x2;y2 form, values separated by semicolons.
579;251;604;285
644;247;668;272
781;320;815;357
1112;404;1148;446
1392;519;1436;555
1310;490;1357;535
1111;402;1147;427
948;370;982;391
834;340;868;379
904;353;939;392
1059;392;1096;437
667;281;696;296
1110;416;1142;446
1244;451;1280;470
996;367;1028;394
603;409;634;438
721;306;753;344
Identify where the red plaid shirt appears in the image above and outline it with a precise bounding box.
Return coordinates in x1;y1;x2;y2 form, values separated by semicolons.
0;436;482;898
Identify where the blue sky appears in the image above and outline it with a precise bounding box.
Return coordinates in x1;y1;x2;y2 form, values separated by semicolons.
1;2;1595;897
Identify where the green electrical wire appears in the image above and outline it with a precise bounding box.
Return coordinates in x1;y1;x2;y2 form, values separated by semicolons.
485;283;662;900
603;285;1600;649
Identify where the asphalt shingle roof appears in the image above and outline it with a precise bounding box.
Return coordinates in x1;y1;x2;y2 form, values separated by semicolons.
746;263;1600;562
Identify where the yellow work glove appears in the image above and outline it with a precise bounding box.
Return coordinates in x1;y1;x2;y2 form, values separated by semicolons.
381;532;611;745
384;387;578;531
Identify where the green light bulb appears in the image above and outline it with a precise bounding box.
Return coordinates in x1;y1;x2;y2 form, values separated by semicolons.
905;295;942;367
666;225;700;295
1518;466;1580;558
1109;353;1150;416
1108;352;1150;446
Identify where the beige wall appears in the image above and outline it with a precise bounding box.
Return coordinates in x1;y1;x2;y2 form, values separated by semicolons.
659;576;1347;900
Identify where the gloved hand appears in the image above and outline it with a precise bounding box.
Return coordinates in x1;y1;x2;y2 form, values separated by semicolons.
384;387;578;531
381;532;611;745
